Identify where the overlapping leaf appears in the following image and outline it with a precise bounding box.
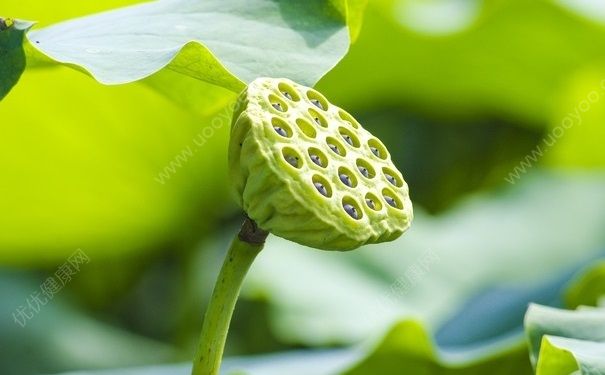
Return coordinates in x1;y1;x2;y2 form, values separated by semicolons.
525;300;605;374
525;263;605;374
537;336;605;375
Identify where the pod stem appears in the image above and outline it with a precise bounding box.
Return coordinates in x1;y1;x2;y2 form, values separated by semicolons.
191;217;268;375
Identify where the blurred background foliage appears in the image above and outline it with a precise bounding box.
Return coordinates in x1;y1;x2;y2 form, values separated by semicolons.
1;0;605;374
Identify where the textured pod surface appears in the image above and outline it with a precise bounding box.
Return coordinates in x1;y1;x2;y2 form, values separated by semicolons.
229;77;413;250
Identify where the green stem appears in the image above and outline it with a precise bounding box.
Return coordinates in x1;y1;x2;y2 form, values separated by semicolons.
191;217;268;375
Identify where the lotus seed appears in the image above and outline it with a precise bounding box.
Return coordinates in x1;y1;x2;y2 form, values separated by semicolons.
339;173;352;187
285;155;299;167
358;166;370;178
341;133;353;146
371;146;381;158
314;182;328;197
366;198;375;209
385;195;397;208
314;117;322;126
282;91;293;100
310;154;322;166
272;102;284;111
328;143;340;155
274;126;288;137
311;99;324;110
343;203;359;219
385;173;397;185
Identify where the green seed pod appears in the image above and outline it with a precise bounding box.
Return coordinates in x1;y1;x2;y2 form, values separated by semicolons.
229;77;413;251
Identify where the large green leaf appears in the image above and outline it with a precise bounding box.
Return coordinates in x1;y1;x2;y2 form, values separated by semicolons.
0;18;33;100
25;0;349;91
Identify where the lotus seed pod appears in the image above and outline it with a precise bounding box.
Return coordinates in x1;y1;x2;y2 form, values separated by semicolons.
228;77;413;251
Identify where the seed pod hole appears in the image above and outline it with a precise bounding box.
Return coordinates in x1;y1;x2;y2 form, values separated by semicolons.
271;118;292;138
312;175;332;197
368;138;388;160
356;159;375;179
307;90;329;111
308;147;328;168
326;137;346;157
295;118;317;139
383;167;403;187
268;94;288;112
338;109;360;129
338;127;360;148
308;108;327;128
342;197;363;220
382;188;403;209
338;167;358;188
278;82;300;101
365;192;383;211
282;147;302;169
